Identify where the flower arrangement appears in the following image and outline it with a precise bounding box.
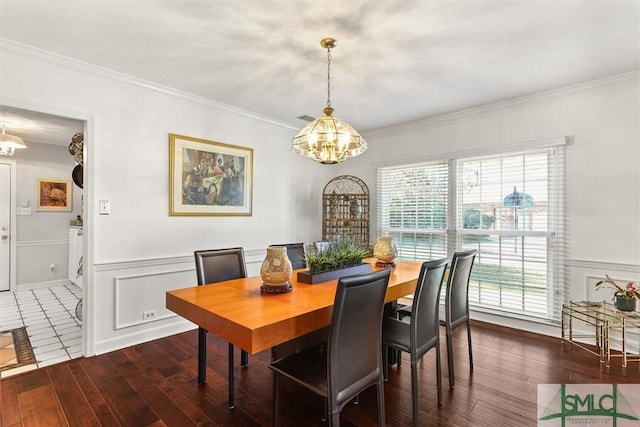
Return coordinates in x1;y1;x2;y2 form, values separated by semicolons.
595;275;640;300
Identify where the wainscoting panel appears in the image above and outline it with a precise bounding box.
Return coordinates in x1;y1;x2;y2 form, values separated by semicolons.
111;248;266;331
114;267;193;330
92;249;269;354
566;259;640;354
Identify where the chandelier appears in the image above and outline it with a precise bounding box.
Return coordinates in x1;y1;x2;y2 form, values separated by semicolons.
291;38;367;164
0;124;27;156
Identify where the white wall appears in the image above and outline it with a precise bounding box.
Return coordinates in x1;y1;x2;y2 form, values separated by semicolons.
14;141;83;286
344;71;640;335
1;41;337;355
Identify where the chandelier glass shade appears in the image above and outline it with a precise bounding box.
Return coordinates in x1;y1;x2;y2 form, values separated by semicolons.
0;125;27;156
291;38;367;164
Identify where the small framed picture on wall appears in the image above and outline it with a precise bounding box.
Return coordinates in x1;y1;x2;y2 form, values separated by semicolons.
37;178;72;212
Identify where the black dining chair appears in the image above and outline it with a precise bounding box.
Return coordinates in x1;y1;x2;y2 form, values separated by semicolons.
271;242;306;269
194;247;249;409
269;268;392;427
382;257;448;426
440;249;477;389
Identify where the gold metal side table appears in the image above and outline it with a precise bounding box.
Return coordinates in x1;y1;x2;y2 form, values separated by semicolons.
561;301;606;372
562;301;640;375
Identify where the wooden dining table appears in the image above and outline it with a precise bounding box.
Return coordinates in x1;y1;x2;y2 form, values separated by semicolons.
165;258;422;408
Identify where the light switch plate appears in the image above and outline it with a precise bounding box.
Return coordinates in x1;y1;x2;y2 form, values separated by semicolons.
99;200;110;215
17;207;31;215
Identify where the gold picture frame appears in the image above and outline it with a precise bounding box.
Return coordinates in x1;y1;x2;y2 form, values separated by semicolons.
169;133;253;216
37;178;72;212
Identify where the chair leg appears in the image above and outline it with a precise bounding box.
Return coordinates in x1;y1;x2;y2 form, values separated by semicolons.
467;319;473;371
197;327;207;384
382;345;389;381
272;371;280;427
436;344;442;404
446;325;455;389
330;410;340;427
228;343;235;409
377;379;386;426
241;349;249;367
410;357;419;427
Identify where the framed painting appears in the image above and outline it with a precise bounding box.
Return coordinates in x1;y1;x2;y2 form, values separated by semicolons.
169;133;253;216
37;178;72;212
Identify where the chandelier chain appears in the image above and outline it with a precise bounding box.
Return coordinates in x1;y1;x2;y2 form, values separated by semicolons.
326;47;332;108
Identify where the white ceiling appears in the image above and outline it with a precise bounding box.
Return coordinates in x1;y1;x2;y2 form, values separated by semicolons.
0;1;638;146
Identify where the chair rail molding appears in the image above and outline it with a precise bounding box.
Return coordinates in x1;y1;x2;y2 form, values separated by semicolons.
16;239;68;247
566;258;640;273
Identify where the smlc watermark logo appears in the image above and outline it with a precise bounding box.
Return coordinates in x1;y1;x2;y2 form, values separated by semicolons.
538;384;640;426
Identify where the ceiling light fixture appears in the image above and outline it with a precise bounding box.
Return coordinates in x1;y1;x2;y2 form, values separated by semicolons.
0;124;27;156
291;38;367;164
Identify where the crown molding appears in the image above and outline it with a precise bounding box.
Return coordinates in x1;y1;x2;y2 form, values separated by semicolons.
4;38;636;137
1;38;298;133
365;70;640;137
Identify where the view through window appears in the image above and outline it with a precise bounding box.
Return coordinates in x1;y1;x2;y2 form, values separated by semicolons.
377;142;565;322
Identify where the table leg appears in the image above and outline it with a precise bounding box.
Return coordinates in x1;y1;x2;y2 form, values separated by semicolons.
605;323;611;374
599;324;605;373
622;320;627;376
228;343;235;409
200;328;236;408
198;327;207;384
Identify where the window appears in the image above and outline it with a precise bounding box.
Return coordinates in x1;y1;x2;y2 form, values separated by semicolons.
377;140;565;323
377;161;449;261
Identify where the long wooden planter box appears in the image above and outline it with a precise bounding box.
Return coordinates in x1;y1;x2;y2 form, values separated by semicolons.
297;263;372;284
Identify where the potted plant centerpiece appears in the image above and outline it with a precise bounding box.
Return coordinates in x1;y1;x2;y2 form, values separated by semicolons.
297;238;371;284
595;275;640;312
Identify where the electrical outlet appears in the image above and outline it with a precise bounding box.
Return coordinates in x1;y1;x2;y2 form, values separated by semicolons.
142;310;157;320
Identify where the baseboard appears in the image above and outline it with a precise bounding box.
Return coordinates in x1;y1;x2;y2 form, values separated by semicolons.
17;279;71;291
92;318;196;356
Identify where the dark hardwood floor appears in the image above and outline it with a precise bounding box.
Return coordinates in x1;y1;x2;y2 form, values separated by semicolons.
2;321;638;426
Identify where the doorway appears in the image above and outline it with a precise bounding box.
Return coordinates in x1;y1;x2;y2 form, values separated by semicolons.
0;105;87;377
0;162;14;291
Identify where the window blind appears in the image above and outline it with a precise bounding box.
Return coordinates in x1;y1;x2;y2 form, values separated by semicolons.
377;161;449;261
376;141;566;323
456;147;566;322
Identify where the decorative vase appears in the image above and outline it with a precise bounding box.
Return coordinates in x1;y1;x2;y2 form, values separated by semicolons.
349;197;361;218
373;236;398;268
614;296;636;312
329;190;339;219
260;246;293;294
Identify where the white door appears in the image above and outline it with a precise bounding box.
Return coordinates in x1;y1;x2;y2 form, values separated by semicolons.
0;163;11;291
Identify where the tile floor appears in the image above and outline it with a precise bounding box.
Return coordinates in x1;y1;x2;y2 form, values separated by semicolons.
0;283;83;378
